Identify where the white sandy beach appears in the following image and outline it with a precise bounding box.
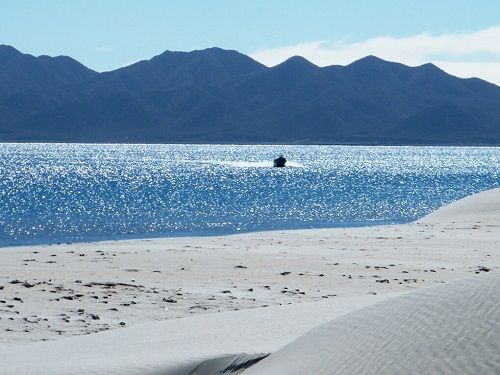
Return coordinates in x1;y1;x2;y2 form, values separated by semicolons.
0;188;499;374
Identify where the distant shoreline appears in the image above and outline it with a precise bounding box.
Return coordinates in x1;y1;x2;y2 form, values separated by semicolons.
1;141;499;147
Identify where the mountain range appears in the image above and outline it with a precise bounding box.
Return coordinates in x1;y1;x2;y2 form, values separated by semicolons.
1;44;500;145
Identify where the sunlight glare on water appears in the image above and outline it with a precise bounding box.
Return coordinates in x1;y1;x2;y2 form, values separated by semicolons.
0;143;498;246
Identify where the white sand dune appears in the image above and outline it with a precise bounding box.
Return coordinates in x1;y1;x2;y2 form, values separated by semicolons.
419;187;500;225
0;294;399;374
246;272;500;374
0;188;499;374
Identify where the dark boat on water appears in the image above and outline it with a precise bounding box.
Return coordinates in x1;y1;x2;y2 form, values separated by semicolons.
273;155;287;167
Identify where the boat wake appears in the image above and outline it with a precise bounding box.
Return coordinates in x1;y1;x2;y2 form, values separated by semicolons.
202;160;303;168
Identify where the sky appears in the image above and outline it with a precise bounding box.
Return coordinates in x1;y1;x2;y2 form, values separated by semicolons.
1;0;500;84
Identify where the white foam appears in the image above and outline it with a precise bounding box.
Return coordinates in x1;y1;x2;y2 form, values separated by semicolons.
193;160;303;168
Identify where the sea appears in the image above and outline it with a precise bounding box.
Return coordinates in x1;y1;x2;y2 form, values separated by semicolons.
0;143;499;247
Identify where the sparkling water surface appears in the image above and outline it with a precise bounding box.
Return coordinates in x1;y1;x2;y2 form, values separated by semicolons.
0;144;499;247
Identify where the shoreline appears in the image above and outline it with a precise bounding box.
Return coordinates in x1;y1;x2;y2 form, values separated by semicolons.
0;217;407;250
1;189;499;344
1;188;499;373
2;141;500;147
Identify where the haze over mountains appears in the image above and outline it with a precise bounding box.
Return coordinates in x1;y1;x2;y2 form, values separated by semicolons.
1;44;499;145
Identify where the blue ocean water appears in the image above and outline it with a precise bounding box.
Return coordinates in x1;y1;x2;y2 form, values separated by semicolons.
0;143;499;247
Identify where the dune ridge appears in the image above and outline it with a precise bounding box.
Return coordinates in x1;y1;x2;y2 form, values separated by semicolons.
418;187;500;224
246;272;500;374
161;353;270;375
0;294;400;374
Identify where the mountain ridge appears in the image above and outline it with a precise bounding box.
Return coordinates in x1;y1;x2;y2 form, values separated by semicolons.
0;45;499;145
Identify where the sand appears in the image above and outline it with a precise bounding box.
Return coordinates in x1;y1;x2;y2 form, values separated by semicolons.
0;188;499;374
246;272;500;375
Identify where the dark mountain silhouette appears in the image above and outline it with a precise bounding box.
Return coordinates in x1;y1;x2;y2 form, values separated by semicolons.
1;44;499;144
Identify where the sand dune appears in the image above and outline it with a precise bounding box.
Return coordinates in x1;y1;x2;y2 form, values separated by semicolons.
0;188;499;374
0;294;399;374
419;187;500;225
247;272;500;374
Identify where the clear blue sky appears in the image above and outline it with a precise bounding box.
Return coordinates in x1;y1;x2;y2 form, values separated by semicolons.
1;0;500;75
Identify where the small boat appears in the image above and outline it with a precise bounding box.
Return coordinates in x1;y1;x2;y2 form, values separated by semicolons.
273;155;287;168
